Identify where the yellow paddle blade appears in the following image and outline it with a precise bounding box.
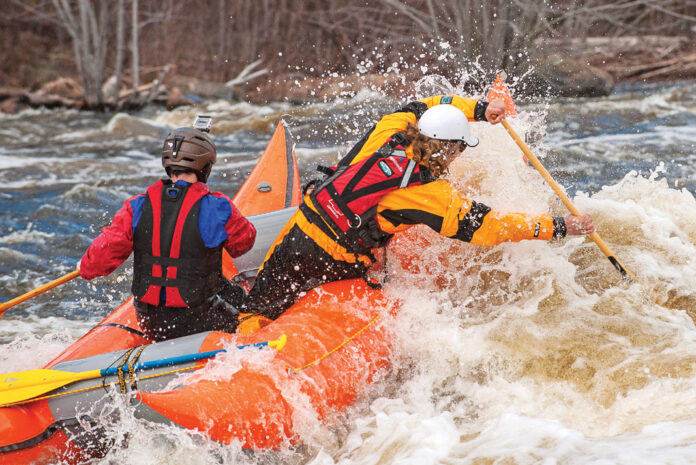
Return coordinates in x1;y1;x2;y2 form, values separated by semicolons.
0;368;101;407
0;336;288;407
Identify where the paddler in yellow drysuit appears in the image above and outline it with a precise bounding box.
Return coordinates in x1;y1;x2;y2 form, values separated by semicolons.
243;96;594;319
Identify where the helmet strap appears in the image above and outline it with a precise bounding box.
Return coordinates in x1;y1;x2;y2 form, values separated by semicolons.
198;162;213;184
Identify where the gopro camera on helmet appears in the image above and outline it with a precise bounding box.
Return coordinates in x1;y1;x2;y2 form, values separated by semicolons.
193;115;212;133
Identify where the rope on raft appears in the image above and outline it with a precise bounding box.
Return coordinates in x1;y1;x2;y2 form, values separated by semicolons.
4;314;383;407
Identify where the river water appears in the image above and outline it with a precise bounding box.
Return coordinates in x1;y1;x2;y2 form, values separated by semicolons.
0;78;695;464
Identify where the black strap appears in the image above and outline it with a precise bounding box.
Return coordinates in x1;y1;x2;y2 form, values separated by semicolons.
299;203;339;240
357;216;393;249
147;276;188;287
397;101;428;119
418;168;437;183
343;176;406;203
140;254;181;267
325;183;361;227
342;133;406;194
96;322;147;338
390;131;408;148
316;165;335;176
302;178;322;196
299;204;373;258
342;151;383;198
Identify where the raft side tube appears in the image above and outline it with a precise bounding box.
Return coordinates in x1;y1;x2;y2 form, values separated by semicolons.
140;280;398;449
233;120;302;215
46;331;212;419
0;332;213;457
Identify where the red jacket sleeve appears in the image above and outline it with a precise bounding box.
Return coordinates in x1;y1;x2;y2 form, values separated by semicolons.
222;199;256;258
79;197;137;280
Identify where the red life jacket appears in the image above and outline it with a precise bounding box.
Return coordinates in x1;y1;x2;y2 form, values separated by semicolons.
132;180;223;308
302;133;435;255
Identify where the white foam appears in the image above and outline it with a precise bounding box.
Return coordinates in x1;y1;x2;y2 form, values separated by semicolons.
2;79;696;464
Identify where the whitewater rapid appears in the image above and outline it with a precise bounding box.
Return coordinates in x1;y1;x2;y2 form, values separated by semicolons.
0;79;695;464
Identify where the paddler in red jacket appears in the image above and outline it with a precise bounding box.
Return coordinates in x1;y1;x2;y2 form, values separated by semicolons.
79;121;256;341
243;96;594;320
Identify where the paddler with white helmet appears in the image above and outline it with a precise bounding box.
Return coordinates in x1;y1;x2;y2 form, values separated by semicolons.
243;96;594;319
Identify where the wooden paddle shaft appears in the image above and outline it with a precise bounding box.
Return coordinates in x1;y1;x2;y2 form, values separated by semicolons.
0;269;81;316
501;119;636;281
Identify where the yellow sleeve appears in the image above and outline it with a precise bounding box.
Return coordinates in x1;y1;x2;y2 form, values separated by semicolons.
376;180;557;245
376;180;459;235
467;207;556;246
351;112;417;165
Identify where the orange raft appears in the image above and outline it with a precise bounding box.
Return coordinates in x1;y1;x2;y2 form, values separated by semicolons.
0;121;399;464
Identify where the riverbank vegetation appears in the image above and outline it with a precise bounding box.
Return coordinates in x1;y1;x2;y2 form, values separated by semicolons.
1;0;695;112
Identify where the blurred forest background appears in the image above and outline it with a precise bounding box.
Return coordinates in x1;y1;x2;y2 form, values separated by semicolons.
1;0;695;110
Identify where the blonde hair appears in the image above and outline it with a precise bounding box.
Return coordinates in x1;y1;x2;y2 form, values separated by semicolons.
403;122;461;177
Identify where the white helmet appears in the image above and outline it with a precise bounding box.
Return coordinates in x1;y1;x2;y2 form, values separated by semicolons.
417;104;479;147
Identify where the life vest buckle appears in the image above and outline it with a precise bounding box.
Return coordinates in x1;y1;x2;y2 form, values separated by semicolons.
390;131;408;148
165;184;184;201
348;214;362;229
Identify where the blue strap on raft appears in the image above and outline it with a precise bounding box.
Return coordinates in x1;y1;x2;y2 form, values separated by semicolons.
103;339;274;377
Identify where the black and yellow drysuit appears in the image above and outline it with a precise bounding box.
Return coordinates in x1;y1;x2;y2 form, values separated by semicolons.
244;96;567;319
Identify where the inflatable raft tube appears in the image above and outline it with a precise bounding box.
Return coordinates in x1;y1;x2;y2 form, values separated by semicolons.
0;279;397;462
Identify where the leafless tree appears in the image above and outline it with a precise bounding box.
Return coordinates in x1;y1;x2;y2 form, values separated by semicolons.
4;0;696;108
50;0;109;107
131;0;140;93
10;0;115;108
377;0;696;78
111;0;126;104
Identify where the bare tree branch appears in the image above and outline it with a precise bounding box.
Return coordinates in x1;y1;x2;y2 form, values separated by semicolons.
225;59;268;87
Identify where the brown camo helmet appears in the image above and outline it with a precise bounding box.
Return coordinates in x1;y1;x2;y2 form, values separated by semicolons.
161;127;217;183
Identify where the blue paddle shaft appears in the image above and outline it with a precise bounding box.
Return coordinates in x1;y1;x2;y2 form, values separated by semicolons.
101;340;270;377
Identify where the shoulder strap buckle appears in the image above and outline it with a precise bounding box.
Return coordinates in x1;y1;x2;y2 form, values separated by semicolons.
348;214;362;229
389;132;408;149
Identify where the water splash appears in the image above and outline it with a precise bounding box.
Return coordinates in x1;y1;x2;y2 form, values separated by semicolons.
1;77;695;464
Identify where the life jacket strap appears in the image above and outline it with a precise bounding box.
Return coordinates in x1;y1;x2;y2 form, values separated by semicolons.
299;204;375;260
400;159;417;188
316;164;336;176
